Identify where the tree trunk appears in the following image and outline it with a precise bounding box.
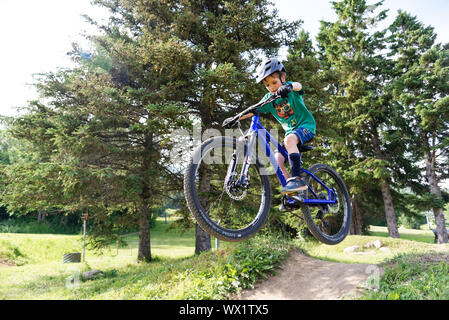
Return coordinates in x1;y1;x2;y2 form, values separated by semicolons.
138;203;152;262
425;149;448;244
350;195;363;235
60;214;68;226
194;111;212;253
373;130;399;238
196;163;212;254
433;207;448;244
37;211;46;223
138;132;153;262
195;223;211;254
380;181;400;238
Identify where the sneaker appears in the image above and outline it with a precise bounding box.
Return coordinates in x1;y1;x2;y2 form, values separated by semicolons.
281;176;307;194
279;196;299;212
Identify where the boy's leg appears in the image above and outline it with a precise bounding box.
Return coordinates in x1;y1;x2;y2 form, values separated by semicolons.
284;134;302;178
281;133;307;193
281;128;314;194
275;152;290;180
276;151;298;211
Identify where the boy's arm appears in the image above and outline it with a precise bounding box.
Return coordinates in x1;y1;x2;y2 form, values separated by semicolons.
238;113;254;121
278;82;303;97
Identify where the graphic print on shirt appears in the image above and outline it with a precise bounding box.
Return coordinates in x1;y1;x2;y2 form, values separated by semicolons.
274;99;294;119
290;118;298;128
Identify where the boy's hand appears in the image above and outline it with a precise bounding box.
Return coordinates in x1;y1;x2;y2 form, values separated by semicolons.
277;83;293;98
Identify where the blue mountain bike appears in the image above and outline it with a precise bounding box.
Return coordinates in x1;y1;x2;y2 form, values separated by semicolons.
184;94;351;245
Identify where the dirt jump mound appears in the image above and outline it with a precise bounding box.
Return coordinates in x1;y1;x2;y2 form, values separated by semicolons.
237;249;380;300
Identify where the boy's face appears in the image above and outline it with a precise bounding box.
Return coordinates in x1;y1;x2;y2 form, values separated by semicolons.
262;73;284;94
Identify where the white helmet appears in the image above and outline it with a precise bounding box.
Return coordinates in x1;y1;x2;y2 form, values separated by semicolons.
255;58;286;83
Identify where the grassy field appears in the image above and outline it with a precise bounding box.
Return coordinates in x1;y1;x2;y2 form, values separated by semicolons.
368;225;436;244
295;225;445;266
0;217;207;299
0;217;291;299
1;220;449;300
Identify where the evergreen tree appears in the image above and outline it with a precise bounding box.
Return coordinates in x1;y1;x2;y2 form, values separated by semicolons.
2;17;195;262
317;0;403;237
388;11;449;242
113;0;300;252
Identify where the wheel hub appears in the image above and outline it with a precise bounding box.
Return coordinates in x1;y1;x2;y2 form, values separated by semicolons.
224;174;248;201
318;192;330;214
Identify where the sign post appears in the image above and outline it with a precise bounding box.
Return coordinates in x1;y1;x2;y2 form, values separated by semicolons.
82;209;88;262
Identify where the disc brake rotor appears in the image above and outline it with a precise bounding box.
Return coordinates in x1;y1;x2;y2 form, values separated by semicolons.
224;174;248;201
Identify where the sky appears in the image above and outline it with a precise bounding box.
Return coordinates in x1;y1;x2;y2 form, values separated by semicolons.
1;0;449;118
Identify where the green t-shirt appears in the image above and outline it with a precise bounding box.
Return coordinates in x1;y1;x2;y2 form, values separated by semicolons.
256;82;316;135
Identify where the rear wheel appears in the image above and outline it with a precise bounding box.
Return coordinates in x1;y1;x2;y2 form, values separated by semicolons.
301;164;351;245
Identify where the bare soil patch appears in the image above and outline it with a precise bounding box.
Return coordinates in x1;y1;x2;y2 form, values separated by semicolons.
236;249;382;300
0;257;17;267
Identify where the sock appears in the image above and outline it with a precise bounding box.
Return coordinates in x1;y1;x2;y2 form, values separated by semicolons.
288;153;301;178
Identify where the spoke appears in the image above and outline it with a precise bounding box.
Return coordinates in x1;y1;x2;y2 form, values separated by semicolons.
245;192;262;198
208;186;228;216
193;142;267;231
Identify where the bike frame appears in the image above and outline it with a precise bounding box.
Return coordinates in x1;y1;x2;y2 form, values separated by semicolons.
239;112;337;206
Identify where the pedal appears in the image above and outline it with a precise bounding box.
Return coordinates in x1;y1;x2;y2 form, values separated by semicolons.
280;195;301;212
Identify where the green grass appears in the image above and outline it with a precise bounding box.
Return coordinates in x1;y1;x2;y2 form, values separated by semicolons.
362;252;449;300
368;225;436;244
294;234;443;265
2;220;449;300
0;217;291;300
295;225;447;265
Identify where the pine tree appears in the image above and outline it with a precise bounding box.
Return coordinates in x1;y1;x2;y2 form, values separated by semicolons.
115;0;300;252
388;11;449;243
1;0;301;258
317;0;403;237
3;13;195;262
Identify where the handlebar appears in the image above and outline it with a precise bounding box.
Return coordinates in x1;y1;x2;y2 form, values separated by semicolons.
222;93;280;128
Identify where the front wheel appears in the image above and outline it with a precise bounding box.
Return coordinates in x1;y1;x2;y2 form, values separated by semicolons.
184;136;272;242
301;164;352;245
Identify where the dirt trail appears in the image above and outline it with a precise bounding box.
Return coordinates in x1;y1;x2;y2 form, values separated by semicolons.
236;249;380;300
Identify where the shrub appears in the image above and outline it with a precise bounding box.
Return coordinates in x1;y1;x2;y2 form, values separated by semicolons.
152;233;293;299
0;216;82;234
0;239;29;266
398;213;425;230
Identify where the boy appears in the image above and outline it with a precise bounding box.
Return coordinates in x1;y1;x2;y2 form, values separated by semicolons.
238;58;316;210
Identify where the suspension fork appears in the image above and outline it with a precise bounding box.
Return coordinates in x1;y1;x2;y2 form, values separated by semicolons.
237;132;256;186
225;145;239;188
226;131;256;188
